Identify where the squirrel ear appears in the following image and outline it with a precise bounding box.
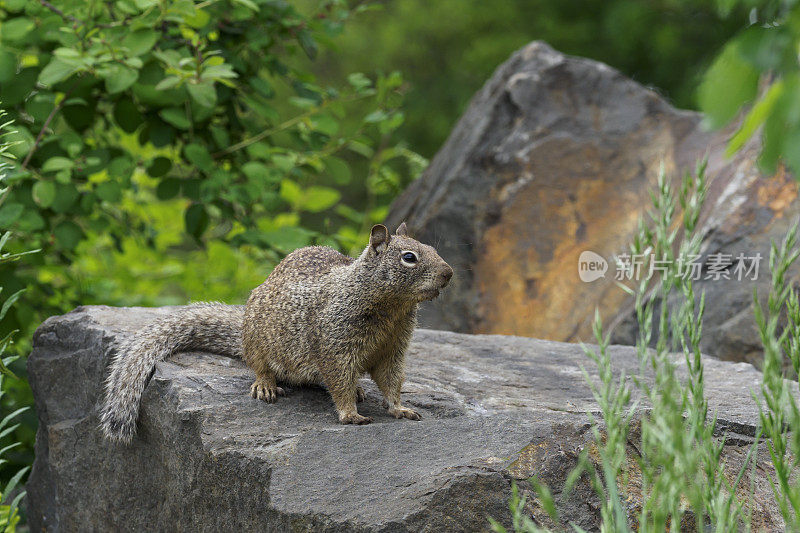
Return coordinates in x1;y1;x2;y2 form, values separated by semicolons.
395;222;409;237
369;224;390;254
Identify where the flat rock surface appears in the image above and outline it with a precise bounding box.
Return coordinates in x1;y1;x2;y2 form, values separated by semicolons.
26;306;788;531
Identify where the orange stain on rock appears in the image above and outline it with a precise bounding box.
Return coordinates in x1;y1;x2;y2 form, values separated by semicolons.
475;162;658;341
757;167;797;215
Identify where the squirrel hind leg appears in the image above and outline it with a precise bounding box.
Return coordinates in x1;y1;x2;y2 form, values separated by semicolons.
249;371;284;403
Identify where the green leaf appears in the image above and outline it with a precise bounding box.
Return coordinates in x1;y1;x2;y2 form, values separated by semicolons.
113;98;144;133
698;40;760;129
302;186;340;212
261;226;312;253
0;203;23;227
182;178;201;200
760;100;786;174
716;0;737;16
232;0;259;11
32;180;56;208
2;68;36;107
202;64;237;80
122;29;159;56
297;29;318;60
324;157;351;185
737;26;793;72
379;111;404;134
53;47;81;60
0;289;24;322
279;179;302;207
312;114;339;136
26;93;55;123
159;108;191;130
347;141;374;158
2;465;29;507
1;18;34;42
156;178;181;200
0;330;18;376
241;162;272;183
7;488;26;528
15;210;44;232
209;126;229;149
782;127;800;176
38;58;79;86
271;154;295;172
727;80;785;156
184;203;209;238
0;404;25;428
530;477;559;522
108;156;135;180
95;182;122;203
185;7;211;28
0;442;21;458
186;81;217;108
154;76;181;91
0;423;20;441
347;72;371;90
50;183;79;213
41;157;74;173
0;51;17;83
53;220;83;250
249;78;273;98
146;157;172;177
184;144;213;172
146;121;176;146
104;65;139;94
364;110;388;123
289;97;317;110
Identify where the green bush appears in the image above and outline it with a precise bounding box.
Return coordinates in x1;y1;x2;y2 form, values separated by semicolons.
0;0;424;481
0;109;34;532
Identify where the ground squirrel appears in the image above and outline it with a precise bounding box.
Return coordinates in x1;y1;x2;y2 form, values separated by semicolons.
100;223;453;443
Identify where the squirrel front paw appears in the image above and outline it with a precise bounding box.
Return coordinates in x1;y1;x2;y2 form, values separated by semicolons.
339;412;373;425
387;405;422;421
250;379;285;403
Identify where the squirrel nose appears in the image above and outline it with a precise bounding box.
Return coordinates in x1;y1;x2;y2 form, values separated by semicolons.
441;265;454;284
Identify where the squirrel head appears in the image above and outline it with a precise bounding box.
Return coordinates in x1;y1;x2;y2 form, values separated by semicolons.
360;222;454;303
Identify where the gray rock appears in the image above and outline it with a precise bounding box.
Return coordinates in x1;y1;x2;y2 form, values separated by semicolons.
386;41;799;366
26;306;788;531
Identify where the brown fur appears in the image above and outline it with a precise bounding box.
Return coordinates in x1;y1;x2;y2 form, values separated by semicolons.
100;223;453;441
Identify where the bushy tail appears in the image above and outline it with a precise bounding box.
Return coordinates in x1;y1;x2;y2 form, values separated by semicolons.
99;303;244;444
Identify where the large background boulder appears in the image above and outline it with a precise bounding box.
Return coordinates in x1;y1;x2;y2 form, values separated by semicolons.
386;41;799;365
27;306;789;530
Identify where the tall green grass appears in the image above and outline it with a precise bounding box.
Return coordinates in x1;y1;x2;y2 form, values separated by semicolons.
0;109;36;531
754;221;800;528
491;160;800;531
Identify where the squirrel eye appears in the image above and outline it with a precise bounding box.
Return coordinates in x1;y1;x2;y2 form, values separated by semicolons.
401;251;418;264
